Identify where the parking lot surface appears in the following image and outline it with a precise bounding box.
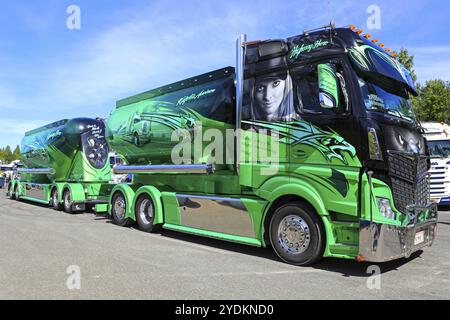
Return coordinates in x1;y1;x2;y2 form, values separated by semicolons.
0;189;449;300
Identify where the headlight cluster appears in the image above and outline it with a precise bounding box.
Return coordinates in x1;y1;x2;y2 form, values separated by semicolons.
376;198;396;220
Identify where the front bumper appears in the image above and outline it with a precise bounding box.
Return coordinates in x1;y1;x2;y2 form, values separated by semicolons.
359;203;438;263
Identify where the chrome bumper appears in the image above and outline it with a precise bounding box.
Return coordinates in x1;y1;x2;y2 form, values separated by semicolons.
359;203;438;263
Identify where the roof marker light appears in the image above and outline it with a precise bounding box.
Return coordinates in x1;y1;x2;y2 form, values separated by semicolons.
385;48;391;53
357;29;363;35
372;39;378;43
378;43;385;48
364;34;371;39
349;25;356;31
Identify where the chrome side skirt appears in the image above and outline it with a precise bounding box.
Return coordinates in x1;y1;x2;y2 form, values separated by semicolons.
176;194;255;238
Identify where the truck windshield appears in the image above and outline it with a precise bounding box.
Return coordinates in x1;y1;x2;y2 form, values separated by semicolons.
358;77;416;122
427;140;450;158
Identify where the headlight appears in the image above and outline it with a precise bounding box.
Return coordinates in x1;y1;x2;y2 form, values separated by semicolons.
377;198;396;220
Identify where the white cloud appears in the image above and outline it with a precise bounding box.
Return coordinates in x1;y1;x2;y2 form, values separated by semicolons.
0;118;47;147
30;2;263;115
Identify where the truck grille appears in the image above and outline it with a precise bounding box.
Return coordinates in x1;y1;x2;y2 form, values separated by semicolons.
387;151;429;214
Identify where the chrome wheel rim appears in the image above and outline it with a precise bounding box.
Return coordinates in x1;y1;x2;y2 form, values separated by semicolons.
52;191;58;207
64;192;71;210
278;215;311;255
114;195;126;219
138;198;153;225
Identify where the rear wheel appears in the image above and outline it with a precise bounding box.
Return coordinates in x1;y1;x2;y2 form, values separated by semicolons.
63;189;73;214
13;184;19;200
269;202;325;266
7;183;13;199
111;192;134;227
135;194;161;233
51;188;61;211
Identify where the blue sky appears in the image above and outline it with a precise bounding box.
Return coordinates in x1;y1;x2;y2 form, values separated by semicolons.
0;0;449;148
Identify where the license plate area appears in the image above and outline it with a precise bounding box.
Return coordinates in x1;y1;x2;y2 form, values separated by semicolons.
414;231;425;245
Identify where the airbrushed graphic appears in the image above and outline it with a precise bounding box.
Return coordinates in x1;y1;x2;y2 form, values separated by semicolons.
245;119;357;165
21;118;111;183
116;103;198;147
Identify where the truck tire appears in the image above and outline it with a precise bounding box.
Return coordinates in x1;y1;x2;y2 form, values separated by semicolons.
135;194;162;233
51;188;61;211
269;202;325;266
13;184;19;200
7;183;13;199
111;192;134;227
63;189;73;214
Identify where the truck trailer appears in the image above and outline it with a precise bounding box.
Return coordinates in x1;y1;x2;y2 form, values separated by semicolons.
105;25;438;265
7;118;112;213
422;122;450;205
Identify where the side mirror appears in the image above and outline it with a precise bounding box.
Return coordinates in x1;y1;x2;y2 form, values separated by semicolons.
318;63;339;109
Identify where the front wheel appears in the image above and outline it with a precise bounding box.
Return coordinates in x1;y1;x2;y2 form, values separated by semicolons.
269;202;325;266
135;194;161;233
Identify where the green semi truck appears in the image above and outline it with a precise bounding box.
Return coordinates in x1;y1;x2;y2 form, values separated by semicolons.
6;24;438;266
105;25;438;265
7;118;112;213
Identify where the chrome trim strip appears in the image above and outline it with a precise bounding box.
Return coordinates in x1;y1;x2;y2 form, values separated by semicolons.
18;168;54;175
113;164;215;175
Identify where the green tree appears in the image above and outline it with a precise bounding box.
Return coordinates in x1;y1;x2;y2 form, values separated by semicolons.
397;48;417;84
414;80;450;122
396;48;450;123
13;145;21;161
3;145;13;164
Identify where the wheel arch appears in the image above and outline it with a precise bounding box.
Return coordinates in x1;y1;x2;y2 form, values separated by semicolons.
62;183;86;203
259;179;332;249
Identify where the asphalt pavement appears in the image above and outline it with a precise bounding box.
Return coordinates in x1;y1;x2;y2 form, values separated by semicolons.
0;189;449;300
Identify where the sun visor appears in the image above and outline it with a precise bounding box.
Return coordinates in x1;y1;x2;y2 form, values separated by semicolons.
348;44;418;96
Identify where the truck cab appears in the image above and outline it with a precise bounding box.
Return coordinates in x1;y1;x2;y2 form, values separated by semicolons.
422;122;450;205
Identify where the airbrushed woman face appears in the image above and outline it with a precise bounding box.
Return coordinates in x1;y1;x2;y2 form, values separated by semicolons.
255;77;286;118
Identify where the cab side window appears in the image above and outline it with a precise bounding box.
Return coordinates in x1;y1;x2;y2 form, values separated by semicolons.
292;62;349;116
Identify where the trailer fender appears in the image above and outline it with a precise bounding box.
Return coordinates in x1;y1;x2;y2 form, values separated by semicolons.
63;183;86;203
109;184;136;221
134;186;164;225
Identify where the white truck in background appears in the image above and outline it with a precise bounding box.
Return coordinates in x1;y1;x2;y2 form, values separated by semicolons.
422;122;450;205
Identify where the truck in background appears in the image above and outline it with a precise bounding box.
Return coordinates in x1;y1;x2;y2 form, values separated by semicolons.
422;122;450;205
105;24;438;265
7;118;113;213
